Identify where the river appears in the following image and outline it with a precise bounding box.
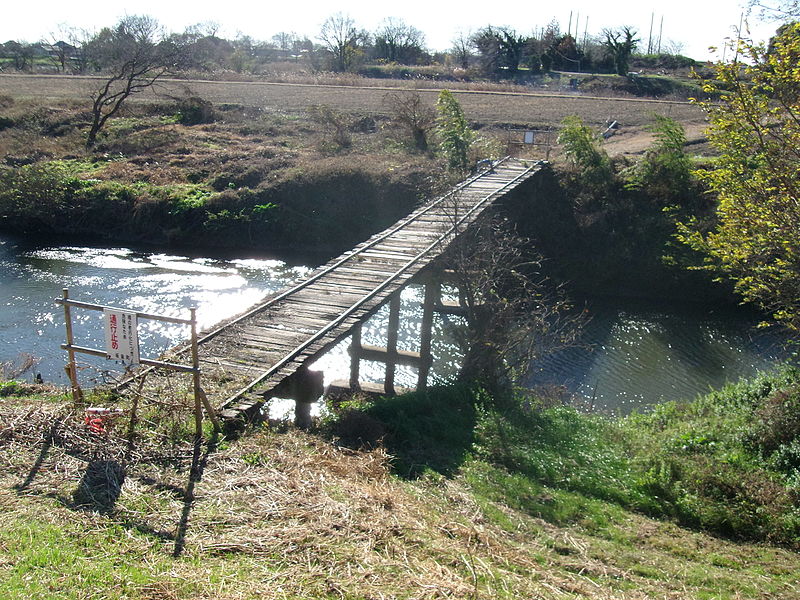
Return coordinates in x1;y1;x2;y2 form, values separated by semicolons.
0;234;789;413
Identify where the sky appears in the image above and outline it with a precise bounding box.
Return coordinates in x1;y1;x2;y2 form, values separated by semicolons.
2;0;784;61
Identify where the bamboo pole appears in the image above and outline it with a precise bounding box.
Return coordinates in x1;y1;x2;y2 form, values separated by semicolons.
62;288;83;403
190;307;203;438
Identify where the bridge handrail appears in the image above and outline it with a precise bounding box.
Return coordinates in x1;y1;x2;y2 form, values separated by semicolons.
193;156;515;348
219;159;541;408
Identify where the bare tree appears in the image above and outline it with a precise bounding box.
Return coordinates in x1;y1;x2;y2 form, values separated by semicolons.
84;16;183;147
384;91;435;152
441;207;583;396
450;31;473;70
318;13;364;72
373;17;427;64
66;27;95;74
272;31;299;59
42;26;77;73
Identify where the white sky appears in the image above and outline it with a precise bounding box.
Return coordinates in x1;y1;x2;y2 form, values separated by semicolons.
2;0;783;61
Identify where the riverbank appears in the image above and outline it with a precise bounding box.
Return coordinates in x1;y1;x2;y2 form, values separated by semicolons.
1;370;798;598
1;93;726;304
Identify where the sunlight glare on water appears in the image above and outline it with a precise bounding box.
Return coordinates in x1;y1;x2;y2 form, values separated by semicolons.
0;234;309;383
0;234;789;414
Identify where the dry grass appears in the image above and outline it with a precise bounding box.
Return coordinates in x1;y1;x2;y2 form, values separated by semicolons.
1;392;798;599
0;74;705;132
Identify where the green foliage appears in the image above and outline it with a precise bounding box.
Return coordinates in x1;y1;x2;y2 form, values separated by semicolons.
175;95;214;125
326;385;477;477
472;400;640;506
0;380;22;396
435;90;476;172
621;367;800;545
602;27;639;76
557;115;614;193
677;23;800;334
626;115;693;203
0;161;81;229
329;367;800;547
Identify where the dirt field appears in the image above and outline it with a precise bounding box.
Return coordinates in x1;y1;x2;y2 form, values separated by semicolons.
0;74;708;153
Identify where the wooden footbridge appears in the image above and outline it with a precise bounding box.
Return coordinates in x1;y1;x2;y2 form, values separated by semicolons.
193;157;546;424
70;158;543;427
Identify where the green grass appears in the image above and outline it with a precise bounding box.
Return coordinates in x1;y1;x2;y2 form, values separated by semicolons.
2;373;800;599
334;368;800;548
0;498;169;599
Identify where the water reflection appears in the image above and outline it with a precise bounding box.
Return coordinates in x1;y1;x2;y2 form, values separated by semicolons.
525;298;789;414
0;234;309;383
0;234;789;413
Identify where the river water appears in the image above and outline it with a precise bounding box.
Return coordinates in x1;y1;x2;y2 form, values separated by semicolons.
0;233;789;413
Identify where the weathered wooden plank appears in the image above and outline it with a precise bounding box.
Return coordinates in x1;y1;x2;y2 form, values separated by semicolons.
353;344;423;368
191;159;541;414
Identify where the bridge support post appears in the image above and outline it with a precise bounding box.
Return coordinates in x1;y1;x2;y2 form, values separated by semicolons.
384;294;401;395
268;365;324;429
349;323;362;391
417;281;438;390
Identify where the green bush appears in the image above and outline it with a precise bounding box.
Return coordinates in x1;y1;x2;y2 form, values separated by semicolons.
557;115;614;194
175;96;214;125
0;161;81;230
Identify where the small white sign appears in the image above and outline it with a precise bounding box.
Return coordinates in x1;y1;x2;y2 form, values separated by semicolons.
103;308;140;365
523;131;535;144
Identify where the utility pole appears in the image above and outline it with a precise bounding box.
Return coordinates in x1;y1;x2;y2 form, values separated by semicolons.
648;12;654;54
583;16;589;52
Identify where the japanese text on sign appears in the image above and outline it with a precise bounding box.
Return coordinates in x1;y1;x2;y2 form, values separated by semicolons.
103;308;140;365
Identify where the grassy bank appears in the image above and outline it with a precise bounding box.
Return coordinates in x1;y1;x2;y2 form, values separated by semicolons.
0;95;442;254
1;369;799;598
333;369;800;548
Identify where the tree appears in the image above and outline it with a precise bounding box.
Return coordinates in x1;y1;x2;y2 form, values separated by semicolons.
545;34;583;72
450;31;473;69
442;215;582;396
373;17;426;65
677;23;800;333
42;26;77;73
471;26;528;76
384;91;435;152
602;26;638;75
272;31;298;59
318;13;364;72
84;16;183;147
3;41;36;71
435;90;475;172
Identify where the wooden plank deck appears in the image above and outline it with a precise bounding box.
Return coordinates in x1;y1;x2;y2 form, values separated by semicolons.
195;158;544;409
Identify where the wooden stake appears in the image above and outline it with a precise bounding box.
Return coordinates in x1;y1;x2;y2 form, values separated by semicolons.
198;387;221;433
190;307;203;438
62;288;83;403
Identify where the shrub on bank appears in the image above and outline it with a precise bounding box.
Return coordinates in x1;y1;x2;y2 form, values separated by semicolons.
327;368;800;547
